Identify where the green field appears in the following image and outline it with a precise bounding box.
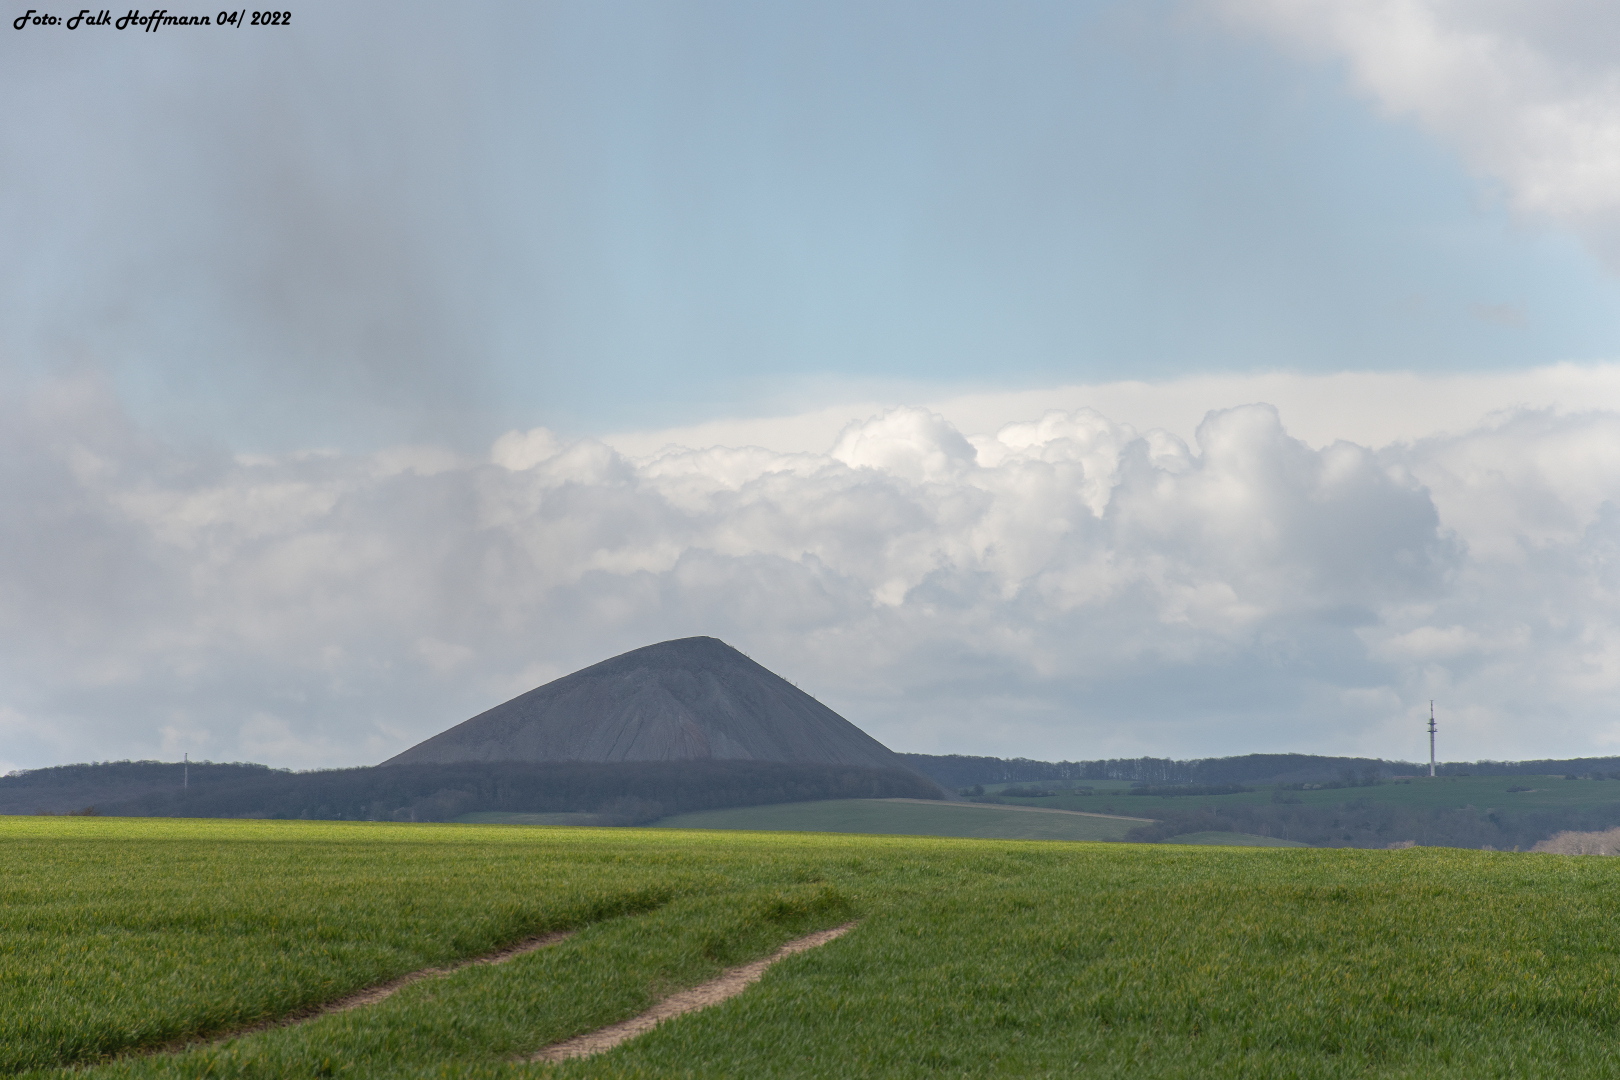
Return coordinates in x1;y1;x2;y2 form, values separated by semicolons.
651;798;1146;841
10;817;1620;1078
457;812;600;827
990;774;1620;816
1164;831;1307;847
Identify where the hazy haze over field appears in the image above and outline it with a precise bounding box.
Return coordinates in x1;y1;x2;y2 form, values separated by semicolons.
3;0;1620;769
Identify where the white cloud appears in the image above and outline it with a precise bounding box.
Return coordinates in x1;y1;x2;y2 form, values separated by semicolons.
489;428;562;472
4;376;1620;769
830;409;979;485
1361;624;1526;663
1217;0;1620;264
604;364;1620;460
1400;408;1620;557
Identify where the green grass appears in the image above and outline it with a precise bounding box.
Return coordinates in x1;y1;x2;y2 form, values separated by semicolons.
650;798;1144;841
11;817;1620;1077
0;817;680;1074
455;812;600;827
1164;831;1307;847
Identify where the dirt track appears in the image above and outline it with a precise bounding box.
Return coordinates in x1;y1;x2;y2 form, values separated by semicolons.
530;922;859;1062
319;929;576;1011
149;921;857;1064
152;929;575;1055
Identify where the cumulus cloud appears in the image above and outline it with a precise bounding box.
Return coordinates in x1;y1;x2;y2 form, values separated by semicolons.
607;364;1620;461
3;378;1619;769
1217;0;1620;265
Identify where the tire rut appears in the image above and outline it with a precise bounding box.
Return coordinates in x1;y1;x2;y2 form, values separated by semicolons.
143;929;575;1057
530;921;858;1062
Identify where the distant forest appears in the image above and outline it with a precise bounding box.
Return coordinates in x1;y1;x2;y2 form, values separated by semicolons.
17;751;1620;847
897;752;1620;850
897;752;1620;788
0;760;941;824
1122;801;1620;852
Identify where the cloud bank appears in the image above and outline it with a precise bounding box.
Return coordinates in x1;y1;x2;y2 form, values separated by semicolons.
5;377;1620;773
606;364;1620;459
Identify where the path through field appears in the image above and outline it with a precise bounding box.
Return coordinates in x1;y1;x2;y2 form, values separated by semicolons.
529;922;859;1062
159;929;575;1055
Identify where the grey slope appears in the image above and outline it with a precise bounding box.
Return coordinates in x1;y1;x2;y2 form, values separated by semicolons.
380;637;905;769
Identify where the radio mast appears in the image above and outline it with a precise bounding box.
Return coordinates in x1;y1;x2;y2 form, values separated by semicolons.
1428;702;1436;778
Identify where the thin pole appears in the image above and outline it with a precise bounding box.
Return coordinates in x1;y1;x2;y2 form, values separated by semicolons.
184;752;188;790
1428;702;1436;778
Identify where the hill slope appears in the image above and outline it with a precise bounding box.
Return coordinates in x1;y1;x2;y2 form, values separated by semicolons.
382;636;905;770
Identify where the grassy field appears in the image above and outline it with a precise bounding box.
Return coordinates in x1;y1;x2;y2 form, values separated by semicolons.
10;817;1620;1078
1164;831;1307;847
456;812;600;827
650;798;1145;841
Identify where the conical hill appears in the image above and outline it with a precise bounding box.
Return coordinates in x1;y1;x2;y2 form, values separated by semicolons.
380;636;905;770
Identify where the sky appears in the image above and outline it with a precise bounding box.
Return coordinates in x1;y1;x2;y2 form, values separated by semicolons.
4;0;1620;771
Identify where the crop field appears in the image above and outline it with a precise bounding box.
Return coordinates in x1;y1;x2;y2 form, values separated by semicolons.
9;818;1620;1078
651;798;1145;841
456;812;601;827
1161;831;1306;847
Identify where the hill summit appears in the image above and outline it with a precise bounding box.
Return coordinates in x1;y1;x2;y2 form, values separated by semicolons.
381;636;906;770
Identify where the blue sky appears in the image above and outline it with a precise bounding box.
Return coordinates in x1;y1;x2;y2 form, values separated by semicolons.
6;0;1619;447
4;0;1620;770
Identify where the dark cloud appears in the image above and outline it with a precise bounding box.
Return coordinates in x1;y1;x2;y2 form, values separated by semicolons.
0;1;496;450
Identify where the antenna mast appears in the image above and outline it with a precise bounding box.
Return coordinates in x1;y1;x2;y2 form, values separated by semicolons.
1428;702;1436;778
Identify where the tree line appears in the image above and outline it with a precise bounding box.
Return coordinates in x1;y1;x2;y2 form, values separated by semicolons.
899;752;1620;789
4;760;942;823
899;752;1398;788
1125;799;1620;851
